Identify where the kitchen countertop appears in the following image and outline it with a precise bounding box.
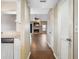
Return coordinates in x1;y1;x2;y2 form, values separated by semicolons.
1;32;20;38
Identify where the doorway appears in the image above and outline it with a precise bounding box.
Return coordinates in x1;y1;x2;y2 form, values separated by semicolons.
29;0;74;59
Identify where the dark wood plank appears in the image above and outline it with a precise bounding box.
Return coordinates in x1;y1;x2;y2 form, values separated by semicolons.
30;34;55;59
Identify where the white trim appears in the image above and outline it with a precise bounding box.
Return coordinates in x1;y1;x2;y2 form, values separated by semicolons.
27;51;31;59
53;52;58;59
47;42;58;59
47;41;51;48
2;11;16;15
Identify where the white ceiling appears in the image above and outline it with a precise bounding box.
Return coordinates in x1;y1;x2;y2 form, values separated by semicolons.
1;0;59;14
29;0;58;9
29;0;59;14
30;8;49;14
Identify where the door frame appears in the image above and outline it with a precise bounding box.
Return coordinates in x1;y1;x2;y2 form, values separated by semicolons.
69;0;74;59
73;0;78;59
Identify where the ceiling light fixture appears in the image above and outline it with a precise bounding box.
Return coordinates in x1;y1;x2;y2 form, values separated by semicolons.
40;0;46;2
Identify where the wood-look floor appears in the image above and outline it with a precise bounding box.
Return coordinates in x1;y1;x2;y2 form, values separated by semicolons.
30;34;55;59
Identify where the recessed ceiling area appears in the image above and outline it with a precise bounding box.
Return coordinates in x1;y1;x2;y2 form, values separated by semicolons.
29;0;58;9
29;0;59;14
30;8;49;14
1;0;59;14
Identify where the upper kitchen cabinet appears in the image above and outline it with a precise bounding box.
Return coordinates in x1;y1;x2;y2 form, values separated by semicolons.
1;0;16;14
1;14;16;32
1;0;17;32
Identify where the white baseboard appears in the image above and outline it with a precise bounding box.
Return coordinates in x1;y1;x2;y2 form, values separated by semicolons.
27;51;31;59
47;42;51;48
47;42;58;59
53;52;58;59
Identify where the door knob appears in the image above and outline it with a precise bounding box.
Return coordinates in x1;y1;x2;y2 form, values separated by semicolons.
66;38;71;42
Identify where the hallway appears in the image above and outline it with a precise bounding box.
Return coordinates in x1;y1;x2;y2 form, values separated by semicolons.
30;34;55;59
1;0;76;59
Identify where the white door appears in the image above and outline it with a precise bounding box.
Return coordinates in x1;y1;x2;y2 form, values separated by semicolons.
58;0;73;59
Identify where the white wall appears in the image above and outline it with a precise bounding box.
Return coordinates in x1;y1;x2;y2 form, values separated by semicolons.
16;0;30;59
48;7;59;59
1;14;16;32
47;9;55;52
30;14;48;21
53;7;59;58
49;0;74;59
